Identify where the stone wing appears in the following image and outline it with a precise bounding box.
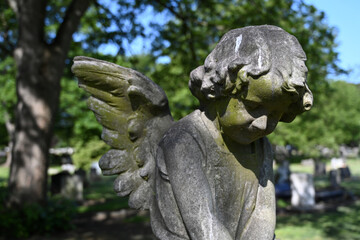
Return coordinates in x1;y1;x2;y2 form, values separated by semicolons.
72;56;174;209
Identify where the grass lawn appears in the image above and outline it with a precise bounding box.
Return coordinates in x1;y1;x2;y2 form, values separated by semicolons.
275;158;360;240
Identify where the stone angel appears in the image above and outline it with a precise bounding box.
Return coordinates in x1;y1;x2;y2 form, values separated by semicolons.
72;25;313;240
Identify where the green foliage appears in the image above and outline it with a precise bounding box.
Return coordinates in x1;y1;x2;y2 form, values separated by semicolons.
0;1;17;59
72;137;110;170
0;56;16;147
269;81;360;157
0;197;76;239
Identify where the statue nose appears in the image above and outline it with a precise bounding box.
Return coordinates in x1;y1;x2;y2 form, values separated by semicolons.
250;115;267;131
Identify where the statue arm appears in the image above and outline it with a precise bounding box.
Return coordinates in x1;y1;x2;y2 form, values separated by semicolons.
161;130;233;240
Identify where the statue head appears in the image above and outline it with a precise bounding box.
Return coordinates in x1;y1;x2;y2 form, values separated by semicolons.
189;25;313;144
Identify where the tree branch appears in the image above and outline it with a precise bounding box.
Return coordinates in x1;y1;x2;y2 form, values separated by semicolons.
52;0;91;54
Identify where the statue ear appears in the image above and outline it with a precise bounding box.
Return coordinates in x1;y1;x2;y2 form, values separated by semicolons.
280;83;313;123
303;84;313;111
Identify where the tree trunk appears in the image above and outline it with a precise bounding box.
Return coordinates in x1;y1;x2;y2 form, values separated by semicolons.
7;0;90;206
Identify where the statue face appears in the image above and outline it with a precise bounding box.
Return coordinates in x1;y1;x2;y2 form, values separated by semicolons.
217;71;300;145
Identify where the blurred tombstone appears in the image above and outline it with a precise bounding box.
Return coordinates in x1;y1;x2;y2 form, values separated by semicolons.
51;171;69;195
75;168;89;188
318;146;334;158
329;169;341;188
339;166;351;179
60;154;76;174
277;160;290;184
62;174;83;201
331;157;346;169
339;145;359;159
275;161;292;198
51;171;83;201
90;161;102;181
330;157;351;181
290;173;315;208
314;161;326;176
274;145;289;162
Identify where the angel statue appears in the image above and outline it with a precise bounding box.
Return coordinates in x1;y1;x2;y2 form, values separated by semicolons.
72;25;313;240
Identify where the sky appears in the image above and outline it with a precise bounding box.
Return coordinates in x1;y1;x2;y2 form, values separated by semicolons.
305;0;360;84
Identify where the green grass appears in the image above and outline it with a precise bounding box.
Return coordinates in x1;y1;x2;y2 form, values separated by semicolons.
290;164;313;174
83;175;118;200
276;201;360;240
276;157;360;240
0;167;9;180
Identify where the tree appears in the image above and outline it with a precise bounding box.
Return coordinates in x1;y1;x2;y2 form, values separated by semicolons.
270;81;360;157
3;0;147;206
6;0;91;206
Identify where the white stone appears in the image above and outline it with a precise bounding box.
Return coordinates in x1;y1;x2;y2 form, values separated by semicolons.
290;173;315;208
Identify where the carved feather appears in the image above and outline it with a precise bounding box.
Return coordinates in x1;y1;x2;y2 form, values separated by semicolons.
72;56;174;209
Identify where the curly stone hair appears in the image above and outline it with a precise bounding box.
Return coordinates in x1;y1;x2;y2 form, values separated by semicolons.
189;25;313;122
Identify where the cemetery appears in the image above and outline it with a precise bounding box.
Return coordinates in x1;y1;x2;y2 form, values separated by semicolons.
1;0;360;240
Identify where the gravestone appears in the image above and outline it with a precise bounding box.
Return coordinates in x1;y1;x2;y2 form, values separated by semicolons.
339;145;359;158
73;25;313;240
90;161;102;181
51;171;83;201
340;166;351;179
329;157;351;185
314;161;326;176
290;173;315;208
329;169;341;188
277;160;291;184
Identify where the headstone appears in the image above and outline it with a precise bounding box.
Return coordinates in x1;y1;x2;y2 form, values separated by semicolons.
51;171;83;201
61;174;83;201
290;173;315;208
90;161;102;181
274;145;289;162
61;163;76;174
314;161;326;176
339;166;351;179
75;168;89;188
51;171;70;195
339;145;359;158
318;146;334;158
331;157;346;169
329;169;341;188
277;160;290;184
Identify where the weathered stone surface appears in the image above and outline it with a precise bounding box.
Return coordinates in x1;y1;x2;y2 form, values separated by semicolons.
73;25;313;240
